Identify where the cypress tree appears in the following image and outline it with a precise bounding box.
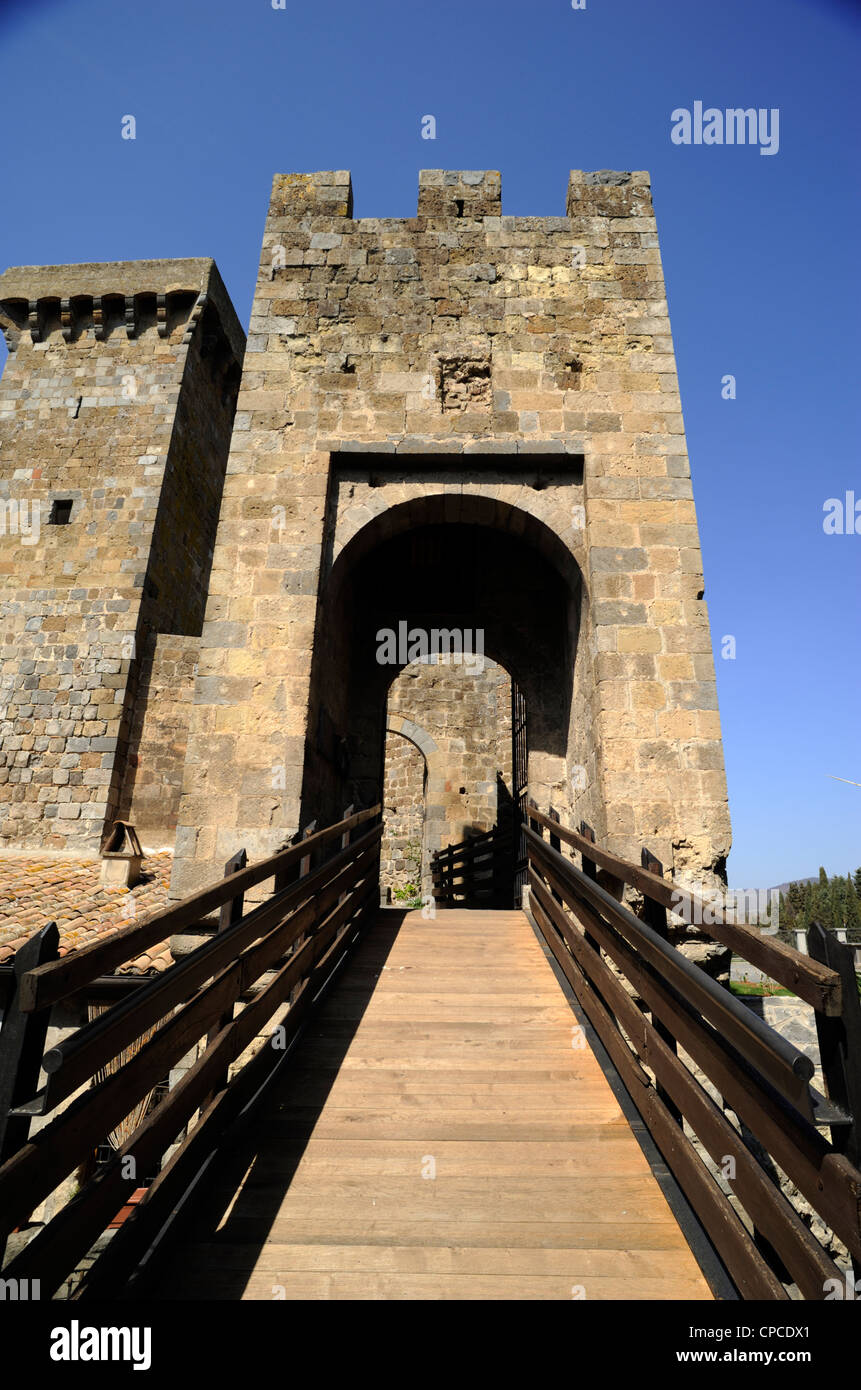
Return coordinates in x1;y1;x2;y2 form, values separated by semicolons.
811;868;830;930
779;891;795;936
800;881;815;931
845;880;861;937
831;876;847;933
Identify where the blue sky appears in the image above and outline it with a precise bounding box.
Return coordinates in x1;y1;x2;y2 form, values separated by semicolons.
0;0;858;886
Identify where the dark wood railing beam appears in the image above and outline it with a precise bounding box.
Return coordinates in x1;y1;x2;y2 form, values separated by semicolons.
19;805;381;1014
526;805;841;1014
0;803;383;1292
524;802;861;1299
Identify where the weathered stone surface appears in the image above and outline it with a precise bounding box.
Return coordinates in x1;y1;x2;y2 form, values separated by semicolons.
382;656;512;897
0;169;732;900
0;259;244;850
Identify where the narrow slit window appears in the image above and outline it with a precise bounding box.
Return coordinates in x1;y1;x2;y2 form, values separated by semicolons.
48;499;73;525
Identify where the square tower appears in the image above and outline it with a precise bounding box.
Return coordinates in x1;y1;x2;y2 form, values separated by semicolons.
0;259;244;850
169;170;731;898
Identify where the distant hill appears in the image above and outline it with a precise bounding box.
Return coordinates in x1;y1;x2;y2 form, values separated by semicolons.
768;877;818;897
725;878;817;897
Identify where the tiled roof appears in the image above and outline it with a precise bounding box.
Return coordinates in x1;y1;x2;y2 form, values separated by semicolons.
0;852;174;976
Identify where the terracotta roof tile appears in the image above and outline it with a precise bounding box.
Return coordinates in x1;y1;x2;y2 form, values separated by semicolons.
0;852;174;975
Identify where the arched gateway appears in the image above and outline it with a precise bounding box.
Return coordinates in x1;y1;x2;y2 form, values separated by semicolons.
167;169;731;901
0;168;731;899
6;172;854;1311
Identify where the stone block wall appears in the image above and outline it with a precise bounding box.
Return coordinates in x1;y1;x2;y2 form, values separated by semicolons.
118;633;201;845
380;730;425;898
0;259;243;851
170;169;732;899
381;654;513;898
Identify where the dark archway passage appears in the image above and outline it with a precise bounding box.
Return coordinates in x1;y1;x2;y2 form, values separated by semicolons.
298;496;584;908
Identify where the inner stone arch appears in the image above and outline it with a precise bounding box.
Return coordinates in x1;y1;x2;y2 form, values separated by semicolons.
381;655;515;902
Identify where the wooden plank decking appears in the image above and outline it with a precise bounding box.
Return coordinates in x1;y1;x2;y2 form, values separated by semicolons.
155;909;712;1300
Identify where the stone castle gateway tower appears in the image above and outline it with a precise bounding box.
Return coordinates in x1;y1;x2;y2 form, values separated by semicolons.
0;170;731;903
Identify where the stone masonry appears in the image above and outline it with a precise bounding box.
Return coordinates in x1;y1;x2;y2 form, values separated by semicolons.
169;169;731;900
380;729;425;899
0;171;732;902
0;259;243;851
116;632;202;845
381;654;513;897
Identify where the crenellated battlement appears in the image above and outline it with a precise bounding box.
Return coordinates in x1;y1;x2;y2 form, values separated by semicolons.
0;258;244;358
264;168;652;227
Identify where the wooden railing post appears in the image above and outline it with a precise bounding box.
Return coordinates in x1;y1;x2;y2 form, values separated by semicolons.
641;847;682;1124
527;799;543;843
299;820;317;881
548;807;563;906
219;849;248;933
0;921;59;1262
204;849;247;1103
436;844;448;908
431;843;447;908
578;820;596;879
0;922;59;1164
523;800;543;909
578;821;600;953
339;804;355;904
808;920;861;1168
273;816;318;901
289;821;318;1001
640;849;667;940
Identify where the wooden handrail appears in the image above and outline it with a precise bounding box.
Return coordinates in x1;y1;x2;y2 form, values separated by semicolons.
430;824;514;907
524;804;861;1298
526;804;841;1014
18;804;381;1013
527;827;816;1105
529;875;829;1299
530;865;861;1265
0;803;383;1297
34;833;381;1113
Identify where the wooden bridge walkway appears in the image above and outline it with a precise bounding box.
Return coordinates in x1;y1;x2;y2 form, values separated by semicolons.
4;804;856;1301
154;909;711;1300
